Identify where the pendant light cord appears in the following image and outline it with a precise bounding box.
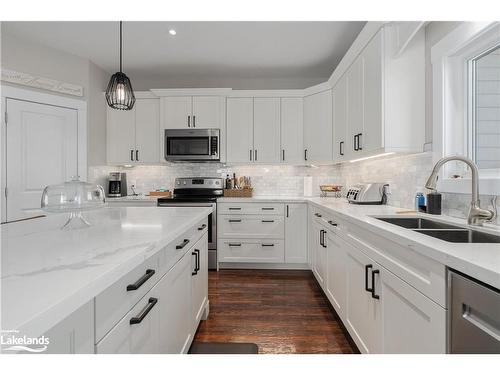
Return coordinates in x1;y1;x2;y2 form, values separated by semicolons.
119;21;123;73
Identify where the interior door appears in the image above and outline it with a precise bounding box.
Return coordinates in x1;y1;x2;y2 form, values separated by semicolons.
134;99;160;163
161;96;192;129
253;97;280;163
280;97;303;164
192;96;221;128
226;97;254;163
5;98;78;222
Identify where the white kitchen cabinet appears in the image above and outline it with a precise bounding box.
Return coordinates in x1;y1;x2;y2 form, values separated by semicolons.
253;97;281;163
280;97;303;164
160;96;192;129
192;96;223;128
284;203;307;264
345;241;381;354
218;215;284;239
43;300;94;354
332;74;348;161
226;97;254;163
161;96;222;129
218;239;285;263
347;56;363;156
311;220;327;287
303;90;333;163
107;98;160;164
325;229;347;319
191;233;209;329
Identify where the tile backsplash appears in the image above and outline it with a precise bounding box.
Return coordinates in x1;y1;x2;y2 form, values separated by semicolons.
88;152;499;226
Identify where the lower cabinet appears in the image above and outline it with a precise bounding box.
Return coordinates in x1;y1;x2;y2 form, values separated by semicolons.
219;239;285;263
311;220;327;286
325;230;347;319
284;203;307;263
191;233;209;328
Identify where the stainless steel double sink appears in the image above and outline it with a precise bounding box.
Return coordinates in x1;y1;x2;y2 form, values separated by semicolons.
374;217;500;243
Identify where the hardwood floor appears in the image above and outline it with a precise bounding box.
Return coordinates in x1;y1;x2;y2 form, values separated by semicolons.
193;269;356;354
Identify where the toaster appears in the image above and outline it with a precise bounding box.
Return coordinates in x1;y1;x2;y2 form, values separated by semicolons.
346;183;389;205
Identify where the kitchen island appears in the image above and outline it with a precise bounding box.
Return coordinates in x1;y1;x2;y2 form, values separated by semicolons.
1;206;212;354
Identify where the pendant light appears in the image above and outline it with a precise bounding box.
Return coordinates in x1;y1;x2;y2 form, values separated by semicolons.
105;21;136;110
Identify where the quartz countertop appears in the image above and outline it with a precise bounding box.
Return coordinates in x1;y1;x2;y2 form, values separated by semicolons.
1;206;212;339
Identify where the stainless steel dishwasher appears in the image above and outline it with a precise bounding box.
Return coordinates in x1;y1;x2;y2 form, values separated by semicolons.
448;269;500;353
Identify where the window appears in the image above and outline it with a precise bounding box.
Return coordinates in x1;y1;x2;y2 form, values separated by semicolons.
470;44;500;171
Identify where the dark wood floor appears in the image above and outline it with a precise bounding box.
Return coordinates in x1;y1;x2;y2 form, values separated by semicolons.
193;269;356;354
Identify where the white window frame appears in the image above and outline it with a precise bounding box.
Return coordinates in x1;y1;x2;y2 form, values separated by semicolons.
431;21;500;195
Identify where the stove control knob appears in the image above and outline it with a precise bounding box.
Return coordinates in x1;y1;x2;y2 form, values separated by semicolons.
183;181;187;185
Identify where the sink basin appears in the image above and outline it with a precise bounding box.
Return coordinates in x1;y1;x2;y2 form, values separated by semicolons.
376;217;462;230
374;216;500;243
414;229;500;243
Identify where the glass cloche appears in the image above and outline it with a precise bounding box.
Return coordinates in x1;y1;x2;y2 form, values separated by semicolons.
41;176;105;229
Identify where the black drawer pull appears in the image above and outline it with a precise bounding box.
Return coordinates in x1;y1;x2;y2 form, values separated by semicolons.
261;220;275;223
176;239;190;249
228;207;241;210
315;213;322;217
228;243;242;247
261;207;275;210
365;264;373;293
130;297;158;325
192;249;200;275
198;224;207;230
126;269;155;291
261;243;275;247
328;220;338;227
371;269;380;299
229;219;242;223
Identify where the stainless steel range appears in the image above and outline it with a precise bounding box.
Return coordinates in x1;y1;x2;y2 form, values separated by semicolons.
157;177;223;270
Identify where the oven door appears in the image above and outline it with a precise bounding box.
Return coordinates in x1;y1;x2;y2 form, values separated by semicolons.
157;201;218;269
164;129;219;161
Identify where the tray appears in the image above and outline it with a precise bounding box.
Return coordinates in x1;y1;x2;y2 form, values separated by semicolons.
223;188;253;198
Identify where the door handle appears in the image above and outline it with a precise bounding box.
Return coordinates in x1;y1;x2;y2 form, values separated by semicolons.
365;264;373;293
129;297;158;325
322;230;327;248
261;243;275;247
193;115;196;127
130;149;134;161
250;149;252;161
282;149;285;161
304;149;308;161
188;115;191;127
340;141;344;156
261;207;275;211
198;224;207;231
371;269;380;299
319;229;325;247
228;207;241;210
254;149;258;161
136;149;139;161
176;239;190;249
192;249;200;275
314;213;322;217
261;220;275;223
328;220;337;227
228;219;242;223
357;133;363;151
354;135;358;151
228;243;242;247
286;205;289;218
126;269;155;291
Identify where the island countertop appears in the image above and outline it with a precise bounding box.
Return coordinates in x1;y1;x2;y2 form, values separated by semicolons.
1;206;212;339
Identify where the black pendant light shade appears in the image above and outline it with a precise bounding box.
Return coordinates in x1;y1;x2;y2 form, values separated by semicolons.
106;21;135;110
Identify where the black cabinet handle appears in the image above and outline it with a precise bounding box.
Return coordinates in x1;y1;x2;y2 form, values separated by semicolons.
188;115;191;127
282;149;285;161
250;149;252;161
371;269;380;299
176;239;190;249
286;205;289;218
261;220;275;223
193;115;196;127
357;133;363;151
192;249;200;275
261;243;275;247
136;149;139;161
365;264;373;293
261;207;275;210
314;213;322;217
126;269;155;291
328;220;337;227
228;207;241;210
319;229;325;247
130;149;134;161
129;297;158;325
340;141;344;156
229;219;242;223
354;135;358;151
322;230;327;248
228;243;242;247
254;149;258;161
198;224;207;230
304;149;308;161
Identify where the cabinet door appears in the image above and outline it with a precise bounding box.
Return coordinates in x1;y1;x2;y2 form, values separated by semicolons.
347;56;363;155
325;230;347;319
107;106;136;164
284;203;307;263
379;267;446;353
345;243;381;353
362;30;384;153
253;97;280;163
134;99;160;163
303;90;333;163
191;233;209;329
226;98;254;163
192;96;222;128
158;250;193;354
280;97;303;164
161;96;192;129
333;74;348;160
316;227;327;287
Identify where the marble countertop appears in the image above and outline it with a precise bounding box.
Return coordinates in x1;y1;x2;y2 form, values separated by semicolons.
106;195;159;202
1;206;212;338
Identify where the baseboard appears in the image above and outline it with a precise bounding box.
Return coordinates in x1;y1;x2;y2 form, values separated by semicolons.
218;262;310;270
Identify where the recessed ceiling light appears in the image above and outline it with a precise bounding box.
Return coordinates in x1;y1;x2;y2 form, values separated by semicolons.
169;29;177;36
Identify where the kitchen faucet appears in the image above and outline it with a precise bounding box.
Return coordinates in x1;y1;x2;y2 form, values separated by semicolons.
425;156;495;226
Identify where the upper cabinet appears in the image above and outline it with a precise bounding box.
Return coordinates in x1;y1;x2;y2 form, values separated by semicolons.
331;27;425;161
107;98;160;165
253;98;281;163
280;97;304;164
226;97;254;163
160;96;223;129
303;90;333;163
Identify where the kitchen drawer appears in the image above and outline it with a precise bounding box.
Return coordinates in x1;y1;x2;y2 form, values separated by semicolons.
95;253;160;343
158;217;208;275
218;202;284;215
218;239;285;263
96;287;160;353
218;215;284;239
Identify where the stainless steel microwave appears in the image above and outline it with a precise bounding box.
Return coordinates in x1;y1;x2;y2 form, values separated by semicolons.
164;128;220;161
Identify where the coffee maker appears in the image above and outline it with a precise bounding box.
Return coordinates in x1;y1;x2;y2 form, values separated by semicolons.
108;172;127;197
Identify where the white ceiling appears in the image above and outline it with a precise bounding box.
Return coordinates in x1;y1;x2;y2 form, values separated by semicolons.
2;21;366;89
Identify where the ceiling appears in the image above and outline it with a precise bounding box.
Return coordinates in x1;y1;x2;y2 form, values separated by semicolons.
2;21;366;89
